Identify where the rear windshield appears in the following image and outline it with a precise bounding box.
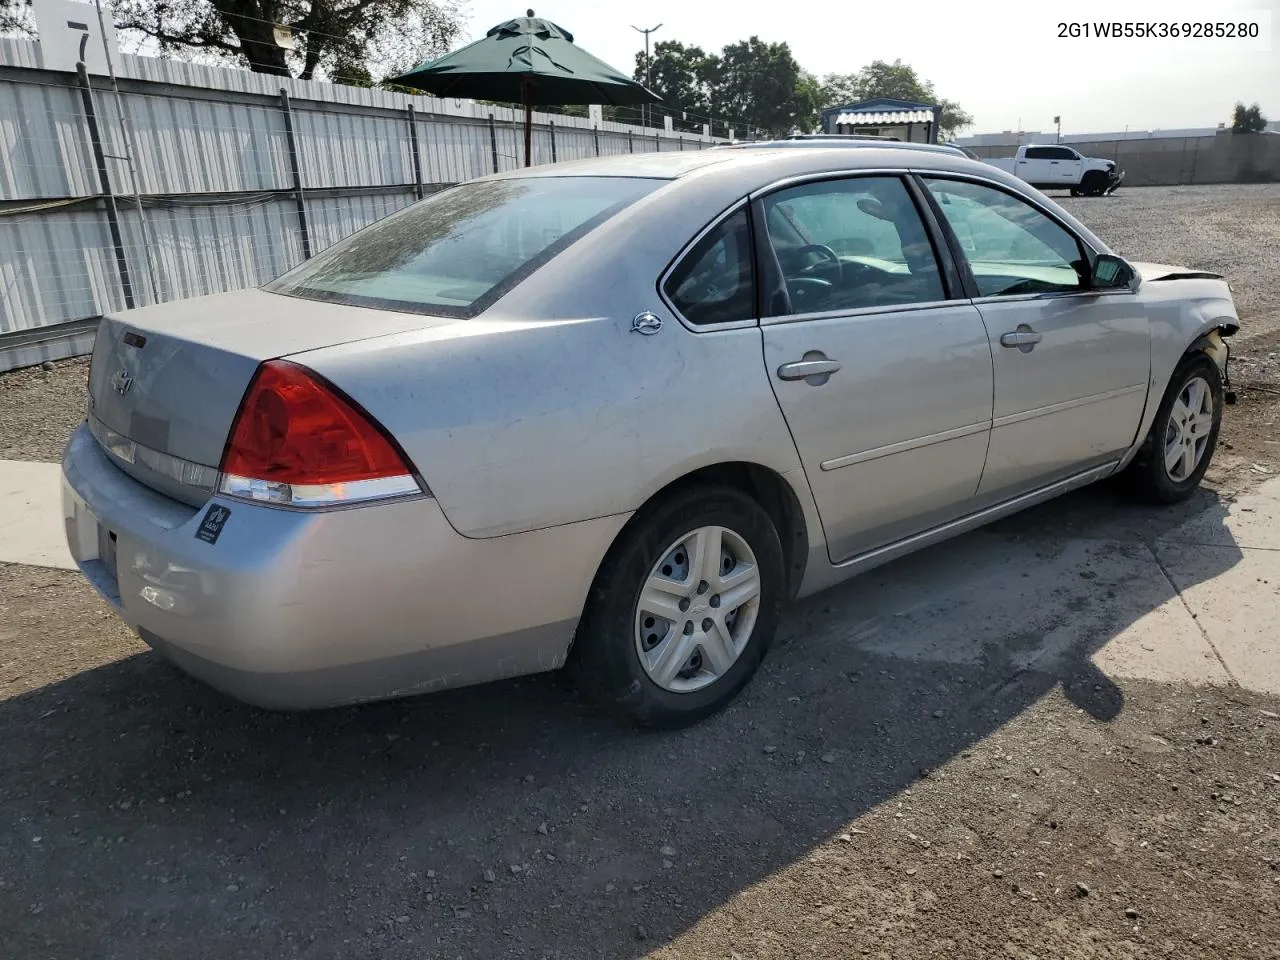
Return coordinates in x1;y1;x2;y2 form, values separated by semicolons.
265;176;660;318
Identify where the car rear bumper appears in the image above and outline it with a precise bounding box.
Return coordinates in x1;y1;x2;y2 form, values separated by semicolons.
61;424;627;709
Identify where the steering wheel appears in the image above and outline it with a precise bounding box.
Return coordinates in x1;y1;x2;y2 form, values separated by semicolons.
785;276;833;312
795;243;842;283
838;259;879;283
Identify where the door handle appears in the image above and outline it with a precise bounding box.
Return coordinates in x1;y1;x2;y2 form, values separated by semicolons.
999;330;1044;348
777;357;842;383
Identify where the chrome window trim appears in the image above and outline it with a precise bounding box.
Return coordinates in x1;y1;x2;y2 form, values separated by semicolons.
747;166;908;200
758;297;967;328
656;199;759;333
968;288;1137;306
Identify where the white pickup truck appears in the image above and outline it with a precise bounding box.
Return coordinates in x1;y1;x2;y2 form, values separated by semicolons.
986;144;1124;196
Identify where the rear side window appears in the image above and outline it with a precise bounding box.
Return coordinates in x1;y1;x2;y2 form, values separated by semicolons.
663;209;756;326
266;177;659;318
1023;147;1055;160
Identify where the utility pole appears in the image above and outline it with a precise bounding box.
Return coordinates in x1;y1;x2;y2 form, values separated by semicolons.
93;0;160;303
1054;115;1061;144
632;22;661;130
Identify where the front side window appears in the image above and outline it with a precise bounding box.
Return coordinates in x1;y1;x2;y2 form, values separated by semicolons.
663;208;756;326
267;176;659;318
761;175;946;316
922;178;1087;297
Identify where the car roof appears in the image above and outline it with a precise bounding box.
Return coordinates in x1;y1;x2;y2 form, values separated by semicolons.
500;144;988;183
715;138;966;157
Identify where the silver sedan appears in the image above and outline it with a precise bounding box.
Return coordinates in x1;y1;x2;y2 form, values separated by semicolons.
61;145;1239;726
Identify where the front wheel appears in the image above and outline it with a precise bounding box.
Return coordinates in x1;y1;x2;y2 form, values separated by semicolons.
569;486;785;728
1122;353;1223;503
1081;171;1109;196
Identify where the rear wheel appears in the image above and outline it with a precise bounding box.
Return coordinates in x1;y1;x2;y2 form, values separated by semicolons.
570;486;785;728
1122;353;1223;504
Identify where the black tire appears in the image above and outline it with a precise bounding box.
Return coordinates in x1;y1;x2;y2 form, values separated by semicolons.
1122;353;1223;504
569;485;785;729
1069;187;1082;197
1081;171;1109;196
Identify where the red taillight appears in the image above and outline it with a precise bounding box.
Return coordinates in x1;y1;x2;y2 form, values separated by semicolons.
218;360;421;507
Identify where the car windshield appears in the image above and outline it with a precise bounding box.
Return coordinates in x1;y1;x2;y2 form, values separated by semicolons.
266;176;660;318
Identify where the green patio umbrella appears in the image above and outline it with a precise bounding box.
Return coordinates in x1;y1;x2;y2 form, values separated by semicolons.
389;10;661;167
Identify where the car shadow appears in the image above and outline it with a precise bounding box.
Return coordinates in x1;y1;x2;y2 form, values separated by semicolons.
0;485;1244;959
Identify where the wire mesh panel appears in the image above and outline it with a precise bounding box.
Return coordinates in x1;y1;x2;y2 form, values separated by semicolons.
554;126;596;162
526;125;555;167
0;209;127;331
307;191;417;252
419;119;493;186
0;81;99;200
121;90;293;195
293;107;412;190
597;131;634;157
493;119;524;173
128;200;306;304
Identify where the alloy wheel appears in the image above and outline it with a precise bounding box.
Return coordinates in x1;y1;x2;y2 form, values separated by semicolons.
1164;375;1214;482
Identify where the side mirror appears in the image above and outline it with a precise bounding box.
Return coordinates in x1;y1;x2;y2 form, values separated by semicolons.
1090;254;1135;290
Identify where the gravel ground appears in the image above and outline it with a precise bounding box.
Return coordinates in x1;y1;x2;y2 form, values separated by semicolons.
0;357;88;462
2;182;1280;959
2;565;1278;960
1058;183;1280;329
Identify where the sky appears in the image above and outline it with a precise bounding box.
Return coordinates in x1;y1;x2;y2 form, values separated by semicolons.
461;0;1279;135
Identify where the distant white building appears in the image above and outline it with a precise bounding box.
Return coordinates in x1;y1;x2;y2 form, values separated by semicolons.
958;121;1279;148
955;127;1226;147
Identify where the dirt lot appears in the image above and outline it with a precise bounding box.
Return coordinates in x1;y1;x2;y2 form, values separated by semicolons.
2;183;1280;959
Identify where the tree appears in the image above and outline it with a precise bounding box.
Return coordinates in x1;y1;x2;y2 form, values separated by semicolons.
633;40;716;129
1231;101;1267;134
709;37;817;137
820;59;972;139
16;0;466;81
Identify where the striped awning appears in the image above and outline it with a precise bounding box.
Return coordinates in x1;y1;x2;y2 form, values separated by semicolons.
835;110;934;125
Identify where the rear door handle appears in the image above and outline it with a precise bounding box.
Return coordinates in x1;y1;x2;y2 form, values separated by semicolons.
999;329;1044;348
777;358;842;382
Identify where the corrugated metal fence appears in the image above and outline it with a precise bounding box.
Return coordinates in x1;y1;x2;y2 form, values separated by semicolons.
0;39;719;371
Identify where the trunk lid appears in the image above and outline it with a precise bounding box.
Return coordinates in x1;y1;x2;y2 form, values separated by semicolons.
88;288;457;505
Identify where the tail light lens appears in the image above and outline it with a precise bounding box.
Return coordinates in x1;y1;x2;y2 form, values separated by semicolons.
218;360;424;507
